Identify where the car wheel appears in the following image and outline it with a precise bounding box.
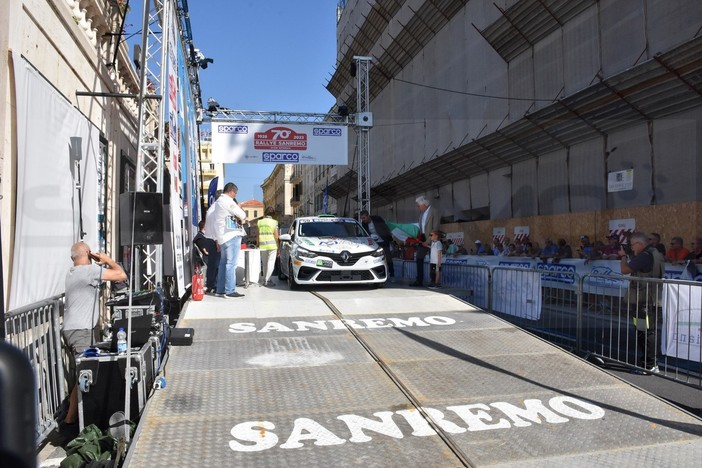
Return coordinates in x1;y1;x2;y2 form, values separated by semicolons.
287;260;299;290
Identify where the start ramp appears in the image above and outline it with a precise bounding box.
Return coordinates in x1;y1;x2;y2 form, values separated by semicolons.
125;286;702;467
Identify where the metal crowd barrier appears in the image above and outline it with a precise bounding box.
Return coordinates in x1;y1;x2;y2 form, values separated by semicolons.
4;295;66;444
397;259;701;388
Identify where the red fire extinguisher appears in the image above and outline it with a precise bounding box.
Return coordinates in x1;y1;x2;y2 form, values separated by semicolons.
192;267;204;301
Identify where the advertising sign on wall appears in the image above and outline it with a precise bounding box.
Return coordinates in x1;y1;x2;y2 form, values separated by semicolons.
211;122;348;165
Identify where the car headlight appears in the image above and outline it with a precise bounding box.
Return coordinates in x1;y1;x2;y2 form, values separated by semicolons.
371;247;385;258
295;247;317;259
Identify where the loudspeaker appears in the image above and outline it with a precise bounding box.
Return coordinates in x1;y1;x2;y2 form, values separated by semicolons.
120;192;164;245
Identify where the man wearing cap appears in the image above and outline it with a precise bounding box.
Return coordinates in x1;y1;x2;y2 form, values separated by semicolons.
602;234;621;259
578;235;595;260
474;239;488;255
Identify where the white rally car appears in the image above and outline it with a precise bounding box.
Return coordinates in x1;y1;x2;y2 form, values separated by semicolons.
278;215;387;288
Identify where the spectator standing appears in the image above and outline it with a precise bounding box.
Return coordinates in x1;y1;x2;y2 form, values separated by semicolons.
601;234;621;260
193;220;218;292
62;242;127;428
474;240;488;255
491;238;502;256
648;232;666;256
555;238;573;261
619;232;664;374
446;239;459;255
693;237;702;264
427;230;443;289
578;235;595;260
257;207;279;286
360;209;395;280
523;242;539;258
540;239;558;261
213;183;247;298
410;196;440;287
665;236;690;264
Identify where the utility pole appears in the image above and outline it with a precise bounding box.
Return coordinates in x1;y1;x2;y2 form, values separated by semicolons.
354;56;373;216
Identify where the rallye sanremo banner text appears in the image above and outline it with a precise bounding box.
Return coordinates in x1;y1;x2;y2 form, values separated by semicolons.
211;122;348;165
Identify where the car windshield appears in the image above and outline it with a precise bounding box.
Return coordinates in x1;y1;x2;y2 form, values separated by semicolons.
299;221;367;238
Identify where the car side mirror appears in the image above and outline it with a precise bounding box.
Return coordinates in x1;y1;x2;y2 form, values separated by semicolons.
279;234;291;242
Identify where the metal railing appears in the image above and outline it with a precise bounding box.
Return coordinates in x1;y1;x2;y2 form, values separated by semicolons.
4;295;66;444
395;259;702;387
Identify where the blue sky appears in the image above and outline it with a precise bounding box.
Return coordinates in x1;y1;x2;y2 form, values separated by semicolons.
188;1;339;201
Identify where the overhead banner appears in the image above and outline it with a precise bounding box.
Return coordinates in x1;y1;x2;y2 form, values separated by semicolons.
211;122;348;165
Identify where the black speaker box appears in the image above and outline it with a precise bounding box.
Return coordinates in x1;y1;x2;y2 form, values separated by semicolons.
169;327;194;346
119;192;164;245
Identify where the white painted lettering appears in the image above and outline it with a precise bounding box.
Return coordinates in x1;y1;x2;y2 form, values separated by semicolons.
423;316;457;326
327;320;348;330
548;396;605;420
359;318;392;329
259;322;294;333
291;321;329;331
337;411;404;443
490;399;569;427
279;418;346;449
229;421;278;452
386;317;431;328
446;404;511;431
394;408;437;436
422;407;467;434
228;322;257;333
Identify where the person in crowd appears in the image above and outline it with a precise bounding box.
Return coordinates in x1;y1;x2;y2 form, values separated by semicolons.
213;182;247;298
360;209;395;280
554;238;573;262
578;235;595;260
257;207;279;287
491;238;502;256
619;232;663;374
410;196;440;287
694;237;702;264
665;236;690;264
203;190;222;294
501;237;511;256
539;239;558;261
446;239;459;256
601;234;621;260
648;232;666;256
523;242;539;258
62;242;127;429
473;239;488;255
193;220;218;292
427;230;443;289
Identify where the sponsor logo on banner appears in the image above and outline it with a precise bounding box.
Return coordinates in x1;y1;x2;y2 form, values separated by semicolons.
255;126;307;150
218;124;248;134
313;127;342;136
262;152;299;163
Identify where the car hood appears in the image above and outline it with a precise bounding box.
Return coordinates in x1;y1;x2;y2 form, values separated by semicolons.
297;237;379;254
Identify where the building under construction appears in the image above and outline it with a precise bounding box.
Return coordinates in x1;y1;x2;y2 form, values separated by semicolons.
328;0;702;246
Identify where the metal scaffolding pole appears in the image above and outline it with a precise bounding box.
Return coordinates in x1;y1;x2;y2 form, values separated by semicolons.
354;56;373;215
135;0;170;290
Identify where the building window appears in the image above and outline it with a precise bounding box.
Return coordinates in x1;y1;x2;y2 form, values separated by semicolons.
254;210;258;218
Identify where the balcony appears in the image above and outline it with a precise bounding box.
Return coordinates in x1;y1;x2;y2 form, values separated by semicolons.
290;194;301;208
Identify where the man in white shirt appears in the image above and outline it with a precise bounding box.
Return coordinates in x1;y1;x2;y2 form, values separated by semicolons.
213;183;247;298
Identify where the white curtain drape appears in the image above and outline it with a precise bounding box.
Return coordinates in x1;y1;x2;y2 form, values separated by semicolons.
10;53;100;310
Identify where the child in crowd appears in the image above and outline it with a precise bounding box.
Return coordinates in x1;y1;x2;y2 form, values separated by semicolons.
428;230;443;289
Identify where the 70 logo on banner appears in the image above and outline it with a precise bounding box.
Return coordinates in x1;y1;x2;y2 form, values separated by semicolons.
255;126;307;150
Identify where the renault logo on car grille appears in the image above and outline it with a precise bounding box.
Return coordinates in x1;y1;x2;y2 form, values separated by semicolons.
340;251;351;263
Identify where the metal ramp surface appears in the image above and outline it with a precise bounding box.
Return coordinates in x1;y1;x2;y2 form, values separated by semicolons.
125;286;702;467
